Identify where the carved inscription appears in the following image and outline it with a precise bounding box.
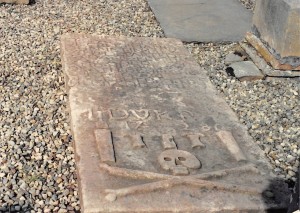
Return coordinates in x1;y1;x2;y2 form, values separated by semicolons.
161;134;177;150
93;129;248;175
110;109;129;120
216;131;246;162
185;134;205;148
87;108;232;134
70;37;201;89
123;132;146;149
94;129;115;164
108;109;161;121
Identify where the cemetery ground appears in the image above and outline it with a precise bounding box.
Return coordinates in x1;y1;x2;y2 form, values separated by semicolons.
0;0;299;212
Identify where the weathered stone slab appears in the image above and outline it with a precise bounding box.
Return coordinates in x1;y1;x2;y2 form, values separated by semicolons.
252;0;300;69
61;34;289;212
0;0;29;4
147;0;252;42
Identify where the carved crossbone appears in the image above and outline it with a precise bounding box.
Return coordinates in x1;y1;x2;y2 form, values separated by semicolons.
99;163;262;201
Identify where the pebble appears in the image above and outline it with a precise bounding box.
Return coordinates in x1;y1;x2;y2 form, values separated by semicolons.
264;191;275;198
15;205;21;211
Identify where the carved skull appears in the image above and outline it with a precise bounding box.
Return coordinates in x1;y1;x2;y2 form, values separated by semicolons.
158;150;201;175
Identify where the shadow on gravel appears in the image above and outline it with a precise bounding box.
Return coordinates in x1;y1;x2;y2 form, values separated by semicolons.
287;167;300;213
262;177;291;213
225;67;235;77
263;166;300;213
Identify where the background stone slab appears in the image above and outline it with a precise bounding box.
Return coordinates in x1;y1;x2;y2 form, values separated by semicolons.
229;61;264;81
61;34;289;212
147;0;252;42
252;0;300;68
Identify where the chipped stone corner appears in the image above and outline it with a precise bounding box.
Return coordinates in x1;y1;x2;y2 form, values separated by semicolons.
239;40;300;78
245;32;300;71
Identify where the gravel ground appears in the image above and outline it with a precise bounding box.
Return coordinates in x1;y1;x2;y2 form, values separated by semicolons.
239;0;256;10
0;0;298;212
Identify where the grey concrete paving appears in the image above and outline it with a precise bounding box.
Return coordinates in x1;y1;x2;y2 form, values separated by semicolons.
147;0;253;42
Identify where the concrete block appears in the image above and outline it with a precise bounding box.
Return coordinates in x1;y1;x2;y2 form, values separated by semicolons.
252;0;300;67
229;61;264;81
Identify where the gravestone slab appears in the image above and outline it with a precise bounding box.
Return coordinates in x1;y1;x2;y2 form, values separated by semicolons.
147;0;252;42
0;0;29;4
61;34;289;212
